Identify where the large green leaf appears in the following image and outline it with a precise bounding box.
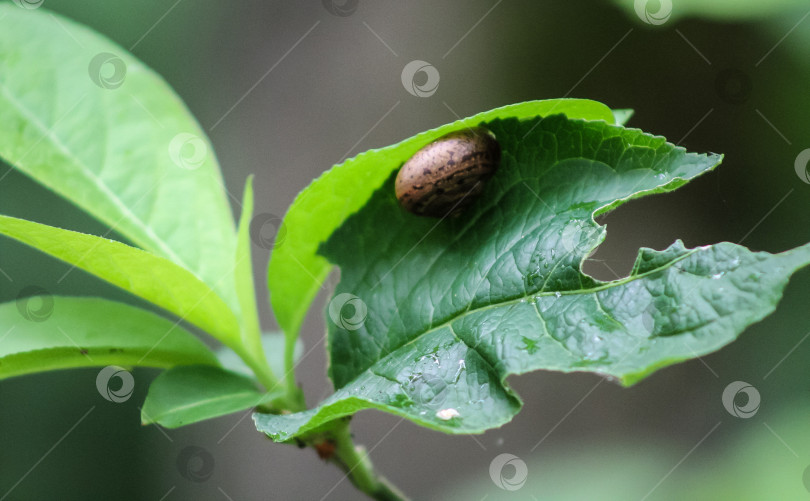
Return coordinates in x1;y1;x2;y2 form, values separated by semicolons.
255;115;810;440
0;5;237;310
0;215;240;347
0;297;217;379
141;365;280;429
267;99;617;374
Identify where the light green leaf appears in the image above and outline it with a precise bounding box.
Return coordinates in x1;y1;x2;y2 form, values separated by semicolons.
267;99;617;374
217;332;304;383
0;5;237;310
230;176;280;390
234;176;264;356
255;114;810;440
0;296;217;379
142;365;279;428
0;215;240;346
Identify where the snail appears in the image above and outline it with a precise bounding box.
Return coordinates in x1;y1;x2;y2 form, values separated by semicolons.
395;127;501;218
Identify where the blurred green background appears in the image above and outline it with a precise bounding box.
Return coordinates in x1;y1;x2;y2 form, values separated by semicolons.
1;1;810;499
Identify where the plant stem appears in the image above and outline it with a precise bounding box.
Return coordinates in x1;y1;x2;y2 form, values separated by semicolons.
236;345;279;391
328;420;410;501
235;344;309;412
283;332;300;404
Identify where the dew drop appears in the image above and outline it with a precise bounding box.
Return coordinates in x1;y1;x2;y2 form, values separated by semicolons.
582;333;608;361
453;359;467;383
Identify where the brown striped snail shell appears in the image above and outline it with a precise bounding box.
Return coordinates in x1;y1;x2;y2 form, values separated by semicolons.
395;127;501;218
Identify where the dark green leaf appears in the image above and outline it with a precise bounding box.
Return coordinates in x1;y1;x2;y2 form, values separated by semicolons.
267;99;618;375
255;114;810;440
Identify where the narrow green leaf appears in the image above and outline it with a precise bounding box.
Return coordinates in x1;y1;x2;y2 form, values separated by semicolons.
229;176;280;390
142;365;279;428
0;297;217;379
0;5;238;310
255;114;810;440
234;176;263;357
0;215;240;346
267;99;617;373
